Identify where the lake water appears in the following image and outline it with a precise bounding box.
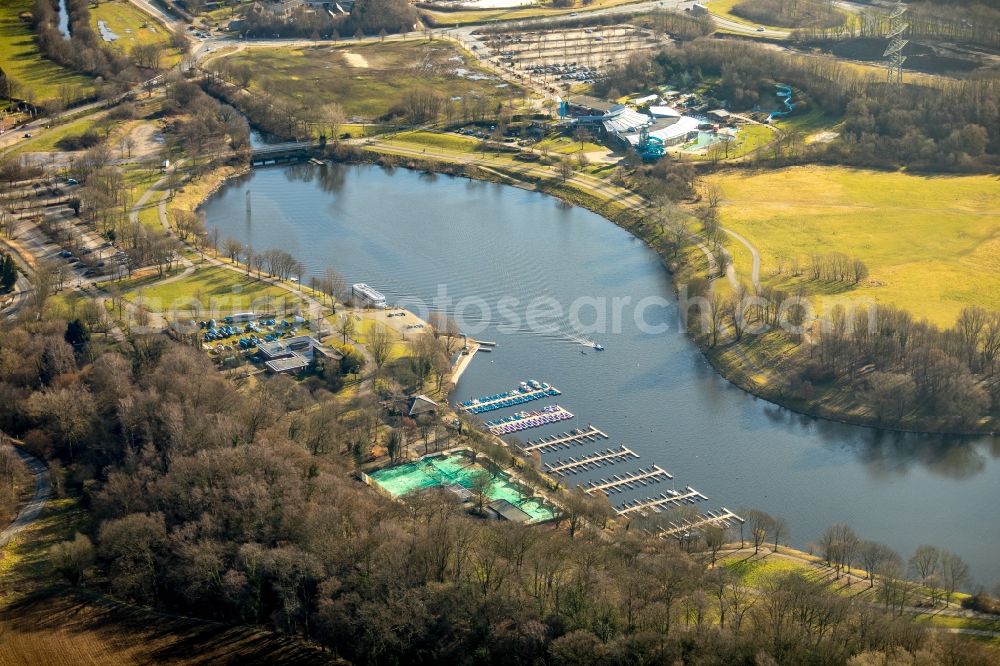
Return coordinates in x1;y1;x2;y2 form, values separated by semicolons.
56;0;71;38
201;162;1000;585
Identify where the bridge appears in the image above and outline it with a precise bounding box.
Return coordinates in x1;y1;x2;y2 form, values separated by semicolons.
250;141;322;166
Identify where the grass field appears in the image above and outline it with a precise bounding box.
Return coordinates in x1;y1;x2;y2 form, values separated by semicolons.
707;166;1000;326
218;40;522;120
535;135;606;155
120;264;304;314
676;124;776;162
774;107;839;137
8;112;110;155
88;0;180;67
0;0;92;102
706;0;790;29
385;129;482;153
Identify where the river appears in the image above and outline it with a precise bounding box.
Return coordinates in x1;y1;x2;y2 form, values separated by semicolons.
201;161;1000;585
56;0;71;39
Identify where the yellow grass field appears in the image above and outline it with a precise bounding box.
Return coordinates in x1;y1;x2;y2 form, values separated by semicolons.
88;0;180;68
218;40;521;120
707;166;1000;326
0;0;92;102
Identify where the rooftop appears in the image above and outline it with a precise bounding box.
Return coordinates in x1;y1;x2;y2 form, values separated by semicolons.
264;356;311;374
409;394;440;417
489;499;533;523
602;108;653;134
567;95;618;114
257;335;320;360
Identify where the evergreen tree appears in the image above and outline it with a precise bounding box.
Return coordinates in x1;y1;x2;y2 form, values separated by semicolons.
65;319;91;353
1;254;17;292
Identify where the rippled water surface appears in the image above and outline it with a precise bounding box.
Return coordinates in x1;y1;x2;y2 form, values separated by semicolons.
202;162;1000;584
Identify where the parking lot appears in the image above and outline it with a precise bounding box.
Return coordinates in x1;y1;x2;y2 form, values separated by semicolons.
0;176;127;287
201;314;311;355
476;25;669;91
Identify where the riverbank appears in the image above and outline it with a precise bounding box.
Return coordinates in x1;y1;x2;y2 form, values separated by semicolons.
179;131;996;436
317;140;996;437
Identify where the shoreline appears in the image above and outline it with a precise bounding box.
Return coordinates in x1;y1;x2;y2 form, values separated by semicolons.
450;342;480;386
191;150;996;438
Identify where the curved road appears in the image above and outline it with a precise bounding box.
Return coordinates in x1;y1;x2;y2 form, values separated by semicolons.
0;441;51;549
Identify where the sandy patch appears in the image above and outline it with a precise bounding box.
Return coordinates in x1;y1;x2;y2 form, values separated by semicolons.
127;122;164;159
343;52;369;68
583;149;617;164
807;130;839;144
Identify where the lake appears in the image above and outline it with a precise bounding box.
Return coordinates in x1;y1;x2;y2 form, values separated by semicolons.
201;161;1000;584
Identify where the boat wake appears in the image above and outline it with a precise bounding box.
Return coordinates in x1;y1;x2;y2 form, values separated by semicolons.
565;333;605;351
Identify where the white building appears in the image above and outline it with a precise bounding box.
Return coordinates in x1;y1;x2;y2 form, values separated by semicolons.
649;105;682;118
623;116;701;148
352;283;387;309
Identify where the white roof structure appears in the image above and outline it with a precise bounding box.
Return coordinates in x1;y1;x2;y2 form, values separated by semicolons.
631;94;659;106
624;116;701;146
409;394;440;417
352;283;387;307
649;105;682;118
602;107;653;134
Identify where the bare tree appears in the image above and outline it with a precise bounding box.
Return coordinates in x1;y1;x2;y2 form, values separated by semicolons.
557;158;574;182
743;509;774;555
859;540;899;588
429;312;462;354
336;314;356;344
908;544;940;587
367;322;393;378
939;550;970;604
224;237;243;264
770;515;788;552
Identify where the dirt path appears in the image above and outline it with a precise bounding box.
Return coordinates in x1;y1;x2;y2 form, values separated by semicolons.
723;227;761;288
0;441;51;549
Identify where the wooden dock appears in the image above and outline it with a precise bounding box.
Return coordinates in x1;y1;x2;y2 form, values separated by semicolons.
657;508;745;538
519;426;608;454
615;486;708;516
544;446;639;476
584;465;672;496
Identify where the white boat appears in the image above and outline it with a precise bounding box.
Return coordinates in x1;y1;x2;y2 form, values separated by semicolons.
593;343;604;351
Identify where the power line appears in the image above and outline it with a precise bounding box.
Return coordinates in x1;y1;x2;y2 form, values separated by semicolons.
883;1;909;85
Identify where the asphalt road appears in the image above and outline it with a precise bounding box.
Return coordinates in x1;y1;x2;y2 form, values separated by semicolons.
0;442;51;549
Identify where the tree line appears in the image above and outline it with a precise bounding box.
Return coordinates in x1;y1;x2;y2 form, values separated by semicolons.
731;0;846;30
0;307;996;664
685;272;1000;429
793;1;1000;50
236;0;417;39
31;0;138;92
